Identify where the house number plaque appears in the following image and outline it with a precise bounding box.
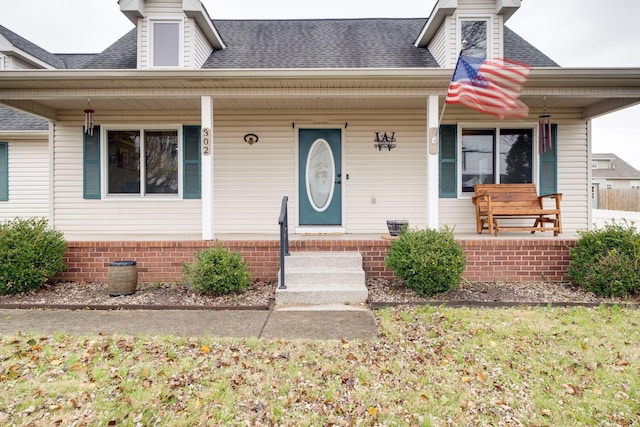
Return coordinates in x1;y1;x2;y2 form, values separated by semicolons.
201;128;211;156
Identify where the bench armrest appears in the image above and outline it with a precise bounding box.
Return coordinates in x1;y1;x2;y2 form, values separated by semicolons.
538;193;562;209
471;193;489;206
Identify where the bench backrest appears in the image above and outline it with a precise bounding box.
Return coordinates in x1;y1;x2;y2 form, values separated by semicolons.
474;183;541;210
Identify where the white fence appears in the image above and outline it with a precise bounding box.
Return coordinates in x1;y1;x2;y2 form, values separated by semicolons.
592;209;640;229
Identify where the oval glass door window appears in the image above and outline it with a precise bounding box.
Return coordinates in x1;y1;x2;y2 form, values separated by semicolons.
305;138;335;212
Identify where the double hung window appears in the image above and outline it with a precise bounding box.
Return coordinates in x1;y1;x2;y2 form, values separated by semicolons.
459;18;490;58
107;129;179;196
151;20;182;68
461;128;533;193
83;125;201;200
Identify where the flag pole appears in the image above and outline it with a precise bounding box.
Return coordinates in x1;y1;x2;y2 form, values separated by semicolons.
432;45;465;144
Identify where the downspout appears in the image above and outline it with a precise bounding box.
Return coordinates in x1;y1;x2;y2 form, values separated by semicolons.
48;120;55;229
587;118;593;230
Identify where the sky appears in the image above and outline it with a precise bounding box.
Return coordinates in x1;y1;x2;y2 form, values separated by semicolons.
1;0;639;169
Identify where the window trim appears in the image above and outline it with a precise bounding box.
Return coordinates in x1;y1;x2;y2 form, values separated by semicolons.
101;124;184;199
149;18;184;68
456;15;493;59
457;122;538;197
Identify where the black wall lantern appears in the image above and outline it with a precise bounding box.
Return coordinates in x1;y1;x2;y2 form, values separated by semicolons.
243;133;259;145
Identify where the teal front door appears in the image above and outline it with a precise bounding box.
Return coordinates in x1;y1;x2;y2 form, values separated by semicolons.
299;129;342;225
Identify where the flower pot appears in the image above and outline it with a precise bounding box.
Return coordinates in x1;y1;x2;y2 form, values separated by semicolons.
108;260;138;297
386;220;408;236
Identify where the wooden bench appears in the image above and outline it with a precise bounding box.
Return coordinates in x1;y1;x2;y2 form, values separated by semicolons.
471;183;562;236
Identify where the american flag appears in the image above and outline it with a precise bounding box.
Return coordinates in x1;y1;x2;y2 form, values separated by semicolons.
445;55;531;119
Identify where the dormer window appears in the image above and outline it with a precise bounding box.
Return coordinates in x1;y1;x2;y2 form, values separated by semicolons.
150;20;183;68
459;17;491;58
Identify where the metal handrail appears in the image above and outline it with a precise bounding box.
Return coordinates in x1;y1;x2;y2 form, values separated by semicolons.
278;196;290;289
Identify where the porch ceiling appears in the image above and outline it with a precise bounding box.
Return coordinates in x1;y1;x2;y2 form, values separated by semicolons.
0;68;639;119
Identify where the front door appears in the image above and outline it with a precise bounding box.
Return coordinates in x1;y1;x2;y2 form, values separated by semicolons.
299;129;342;225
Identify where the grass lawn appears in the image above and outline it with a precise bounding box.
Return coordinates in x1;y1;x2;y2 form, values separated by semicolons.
1;306;638;426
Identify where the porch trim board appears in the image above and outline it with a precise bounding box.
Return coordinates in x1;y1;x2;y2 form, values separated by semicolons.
57;238;576;284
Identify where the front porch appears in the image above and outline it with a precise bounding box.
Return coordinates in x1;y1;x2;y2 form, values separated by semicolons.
57;233;575;285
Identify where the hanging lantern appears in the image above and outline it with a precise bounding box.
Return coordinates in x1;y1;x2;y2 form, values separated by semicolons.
538;97;552;153
84;98;95;136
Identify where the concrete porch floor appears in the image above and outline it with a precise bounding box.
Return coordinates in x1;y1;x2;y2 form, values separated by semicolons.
212;231;578;242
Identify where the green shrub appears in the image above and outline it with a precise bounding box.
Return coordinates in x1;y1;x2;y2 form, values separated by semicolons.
385;227;466;297
182;245;252;295
568;221;640;297
0;217;66;295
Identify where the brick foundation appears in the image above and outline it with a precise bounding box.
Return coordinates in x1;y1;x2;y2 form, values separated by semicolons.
56;238;575;284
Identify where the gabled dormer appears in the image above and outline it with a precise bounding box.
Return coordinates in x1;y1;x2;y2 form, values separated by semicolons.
119;0;224;69
414;0;521;67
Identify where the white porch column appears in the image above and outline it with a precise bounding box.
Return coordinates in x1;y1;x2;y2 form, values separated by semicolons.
426;95;440;229
201;96;214;240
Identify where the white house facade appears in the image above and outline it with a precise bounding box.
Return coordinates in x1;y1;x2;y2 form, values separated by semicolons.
1;0;639;283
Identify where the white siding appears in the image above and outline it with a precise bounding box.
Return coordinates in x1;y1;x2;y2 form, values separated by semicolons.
441;0;506;65
192;20;213;69
51;105;592;239
427;22;449;67
438;109;590;235
52;113;201;241
212;110;429;235
212;112;297;234
145;0;184;15
0;139;49;220
138;0;186;69
139;19;149;69
6;55;37;70
183;18;193;68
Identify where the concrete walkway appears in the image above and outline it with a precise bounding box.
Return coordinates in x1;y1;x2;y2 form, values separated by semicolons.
0;307;379;340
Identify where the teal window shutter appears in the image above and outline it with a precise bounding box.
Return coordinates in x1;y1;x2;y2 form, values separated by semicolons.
83;126;101;199
183;125;201;199
439;124;457;198
539;124;558;195
0;142;8;201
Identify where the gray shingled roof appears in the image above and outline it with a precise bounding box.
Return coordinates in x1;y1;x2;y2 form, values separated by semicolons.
0;17;561;132
0;24;67;69
80;29;137;69
592;153;640;179
504;26;558;67
57;53;95;69
77;19;558;70
0;106;48;131
204;19;438;68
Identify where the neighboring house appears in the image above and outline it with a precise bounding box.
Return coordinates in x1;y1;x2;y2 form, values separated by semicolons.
592;153;640;190
591;153;640;211
1;0;640;283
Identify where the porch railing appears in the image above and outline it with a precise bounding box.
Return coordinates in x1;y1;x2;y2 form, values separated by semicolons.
278;196;290;289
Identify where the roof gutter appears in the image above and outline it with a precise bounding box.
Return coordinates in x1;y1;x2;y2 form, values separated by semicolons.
0;67;638;82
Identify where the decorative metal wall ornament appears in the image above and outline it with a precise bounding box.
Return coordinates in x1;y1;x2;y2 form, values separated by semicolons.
243;133;259;145
373;131;396;151
538;97;552;153
83;98;95;136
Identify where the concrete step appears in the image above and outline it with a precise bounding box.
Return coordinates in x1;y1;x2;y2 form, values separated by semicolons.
283;270;365;286
276;251;368;307
284;251;363;270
